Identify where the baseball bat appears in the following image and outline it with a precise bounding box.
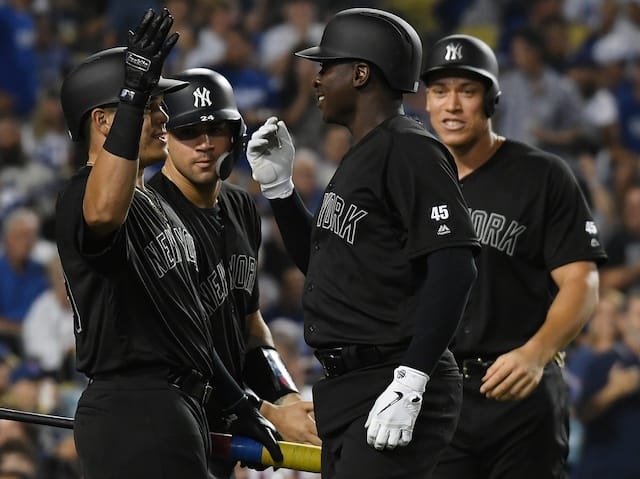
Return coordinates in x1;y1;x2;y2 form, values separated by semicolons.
210;433;321;473
0;407;321;472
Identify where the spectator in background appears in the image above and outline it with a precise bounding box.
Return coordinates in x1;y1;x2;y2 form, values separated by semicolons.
162;0;196;74
0;116;57;224
573;291;640;479
495;26;585;167
539;14;573;73
258;0;324;78
565;288;625;405
21;89;72;175
316;124;350;186
262;266;305;325
22;255;74;380
0;0;38;118
0;440;38;479
566;50;620;152
0;209;48;356
102;0;160;47
2;361;42;414
183;0;237;70
216;26;280;133
601;183;640;294
277;43;323;150
614;57;640;155
33;13;70;92
291;148;323;213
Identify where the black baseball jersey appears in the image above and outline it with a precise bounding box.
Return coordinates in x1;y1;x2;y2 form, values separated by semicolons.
303;115;479;348
56;167;217;378
453;139;607;358
149;173;261;383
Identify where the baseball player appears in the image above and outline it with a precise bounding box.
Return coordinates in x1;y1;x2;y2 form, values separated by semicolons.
147;68;320;478
421;34;607;478
56;9;281;478
246;8;480;479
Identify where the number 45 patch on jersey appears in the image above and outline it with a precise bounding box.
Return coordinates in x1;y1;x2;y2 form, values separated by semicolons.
431;205;451;236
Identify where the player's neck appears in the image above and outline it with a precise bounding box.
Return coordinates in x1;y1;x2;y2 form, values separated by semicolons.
162;166;220;208
453;131;504;179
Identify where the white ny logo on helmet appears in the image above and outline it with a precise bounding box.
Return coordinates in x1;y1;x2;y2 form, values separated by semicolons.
444;43;463;61
192;87;212;108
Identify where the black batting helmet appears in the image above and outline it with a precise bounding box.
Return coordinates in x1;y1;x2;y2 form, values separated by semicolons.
60;47;188;141
422;34;501;117
163;68;247;181
295;8;422;93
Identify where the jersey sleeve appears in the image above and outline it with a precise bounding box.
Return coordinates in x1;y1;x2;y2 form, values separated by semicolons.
385;134;479;259
247;193;262;314
543;157;607;269
56;173;126;274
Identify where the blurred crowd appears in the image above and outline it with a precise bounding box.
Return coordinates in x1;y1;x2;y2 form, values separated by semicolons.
0;0;640;477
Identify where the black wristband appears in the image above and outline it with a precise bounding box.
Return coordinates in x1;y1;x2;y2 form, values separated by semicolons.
118;86;150;109
103;102;145;161
243;346;300;403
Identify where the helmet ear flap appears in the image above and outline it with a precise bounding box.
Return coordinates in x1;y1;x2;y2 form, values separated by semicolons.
218;119;247;181
484;85;500;118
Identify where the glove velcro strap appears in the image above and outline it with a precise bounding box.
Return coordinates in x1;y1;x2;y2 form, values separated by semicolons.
261;178;294;200
243;346;299;403
103;102;145;161
394;366;429;393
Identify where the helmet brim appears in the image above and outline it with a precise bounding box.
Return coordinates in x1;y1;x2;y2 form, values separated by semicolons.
294;45;351;62
167;108;243;131
421;65;498;87
152;77;189;97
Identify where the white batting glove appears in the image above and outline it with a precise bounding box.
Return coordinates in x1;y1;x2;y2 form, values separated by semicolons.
246;116;295;199
365;366;429;450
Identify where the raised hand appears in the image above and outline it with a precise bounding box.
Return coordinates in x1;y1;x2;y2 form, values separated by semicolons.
121;8;179;106
246;117;295;199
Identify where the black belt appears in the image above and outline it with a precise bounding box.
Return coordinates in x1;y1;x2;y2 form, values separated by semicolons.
92;367;212;405
457;358;495;379
314;345;403;378
168;369;213;405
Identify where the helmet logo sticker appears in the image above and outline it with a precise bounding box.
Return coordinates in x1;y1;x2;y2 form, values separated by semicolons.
444;43;462;62
192;87;212;108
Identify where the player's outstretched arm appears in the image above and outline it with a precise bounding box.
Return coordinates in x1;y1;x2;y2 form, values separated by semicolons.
242;311;319;444
83;8;178;236
247;117;312;273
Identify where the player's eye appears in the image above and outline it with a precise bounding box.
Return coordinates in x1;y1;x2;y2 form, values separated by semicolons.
171;123;229;141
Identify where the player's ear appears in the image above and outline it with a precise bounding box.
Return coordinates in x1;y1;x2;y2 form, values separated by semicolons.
90;107;113;137
353;62;370;88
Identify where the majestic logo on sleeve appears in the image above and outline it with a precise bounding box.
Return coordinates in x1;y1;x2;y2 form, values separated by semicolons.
316;192;368;244
469;209;526;256
144;227;198;278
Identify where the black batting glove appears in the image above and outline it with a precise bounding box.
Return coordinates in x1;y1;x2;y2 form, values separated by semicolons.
222;395;284;464
120;8;179;108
